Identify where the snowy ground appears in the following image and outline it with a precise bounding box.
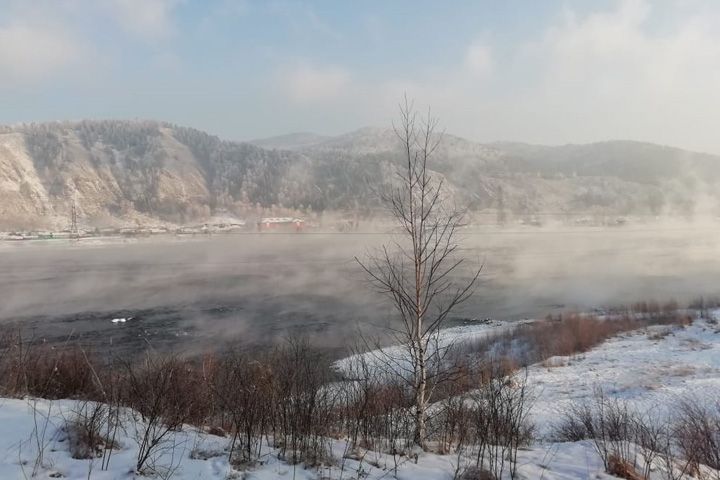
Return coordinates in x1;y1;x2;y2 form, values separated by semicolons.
0;398;617;480
333;319;524;380
529;316;720;437
1;314;718;479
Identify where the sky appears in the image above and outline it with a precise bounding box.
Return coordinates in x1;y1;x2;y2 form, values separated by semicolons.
1;0;720;153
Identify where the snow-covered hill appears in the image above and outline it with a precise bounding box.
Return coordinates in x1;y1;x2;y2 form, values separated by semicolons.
3;119;719;229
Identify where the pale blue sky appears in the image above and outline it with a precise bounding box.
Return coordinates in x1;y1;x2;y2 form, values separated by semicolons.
2;0;720;153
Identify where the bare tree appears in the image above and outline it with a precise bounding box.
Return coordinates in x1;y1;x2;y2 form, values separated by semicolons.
357;96;481;448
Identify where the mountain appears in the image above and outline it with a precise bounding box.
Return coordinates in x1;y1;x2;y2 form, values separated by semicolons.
0;120;718;230
490;140;720;185
297;131;714;217
0;121;394;229
248;132;331;150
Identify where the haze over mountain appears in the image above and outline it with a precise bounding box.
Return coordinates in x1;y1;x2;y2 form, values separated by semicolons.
248;133;332;150
0;119;717;230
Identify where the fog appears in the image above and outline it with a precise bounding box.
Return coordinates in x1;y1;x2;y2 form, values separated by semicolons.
1;220;719;354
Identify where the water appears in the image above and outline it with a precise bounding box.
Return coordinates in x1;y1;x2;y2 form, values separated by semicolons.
2;225;719;355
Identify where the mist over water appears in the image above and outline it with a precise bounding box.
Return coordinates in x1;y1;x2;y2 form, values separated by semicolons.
1;220;719;354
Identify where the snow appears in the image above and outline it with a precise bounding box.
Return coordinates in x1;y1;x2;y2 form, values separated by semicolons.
528;316;720;437
334;319;520;380
1;314;719;479
0;398;613;480
0;399;232;480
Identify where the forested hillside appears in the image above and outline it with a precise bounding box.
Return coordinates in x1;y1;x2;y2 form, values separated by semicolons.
0;119;717;229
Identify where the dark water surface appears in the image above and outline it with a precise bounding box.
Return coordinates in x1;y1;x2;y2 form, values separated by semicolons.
2;225;719;354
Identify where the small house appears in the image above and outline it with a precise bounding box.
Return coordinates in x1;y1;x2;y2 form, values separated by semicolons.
257;217;305;232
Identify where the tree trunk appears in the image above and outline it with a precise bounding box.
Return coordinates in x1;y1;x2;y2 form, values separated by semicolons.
414;339;427;447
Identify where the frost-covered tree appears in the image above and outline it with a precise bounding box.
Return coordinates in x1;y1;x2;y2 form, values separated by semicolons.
357;98;481;447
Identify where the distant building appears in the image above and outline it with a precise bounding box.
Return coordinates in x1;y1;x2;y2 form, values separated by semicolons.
210;221;246;232
257;217;305;232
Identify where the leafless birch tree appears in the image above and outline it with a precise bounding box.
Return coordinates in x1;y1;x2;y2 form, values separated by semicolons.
357;97;481;448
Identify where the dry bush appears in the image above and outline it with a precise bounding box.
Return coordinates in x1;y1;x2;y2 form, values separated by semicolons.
633;410;668;480
0;329;38;396
558;393;720;480
608;454;644;480
0;332;104;400
204;348;274;466
457;305;693;373
189;448;225;460
673;398;720;478
633;300;661;317
551;392;704;480
553;402;593;442
455;361;534;480
0;328;17;395
121;353;208;430
541;357;569;368
672;313;695;327
65;402;112;460
33;346;102;400
340;374;414;457
552;390;638;475
121;353;199;475
434;379;473;455
458;466;496;480
647;326;673;341
689;297;710;319
662;300;679;315
271;335;337;467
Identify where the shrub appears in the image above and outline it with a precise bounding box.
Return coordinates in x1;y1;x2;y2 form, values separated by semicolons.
65;402;111;460
608;454;643;480
552;390;639;476
673;398;720;477
121;353;198;475
459;466;496;480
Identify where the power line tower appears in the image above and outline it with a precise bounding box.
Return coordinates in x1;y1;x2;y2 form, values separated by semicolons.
70;201;79;239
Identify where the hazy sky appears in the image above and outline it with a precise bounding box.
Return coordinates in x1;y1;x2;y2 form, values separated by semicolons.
2;0;720;153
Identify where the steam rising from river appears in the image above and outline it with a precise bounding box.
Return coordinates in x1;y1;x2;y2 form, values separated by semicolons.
1;217;719;351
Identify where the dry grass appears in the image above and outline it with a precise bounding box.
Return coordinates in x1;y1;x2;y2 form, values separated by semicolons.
457;308;694;375
608;454;645;480
541;357;569;369
459;466;496;480
646;326;673;341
